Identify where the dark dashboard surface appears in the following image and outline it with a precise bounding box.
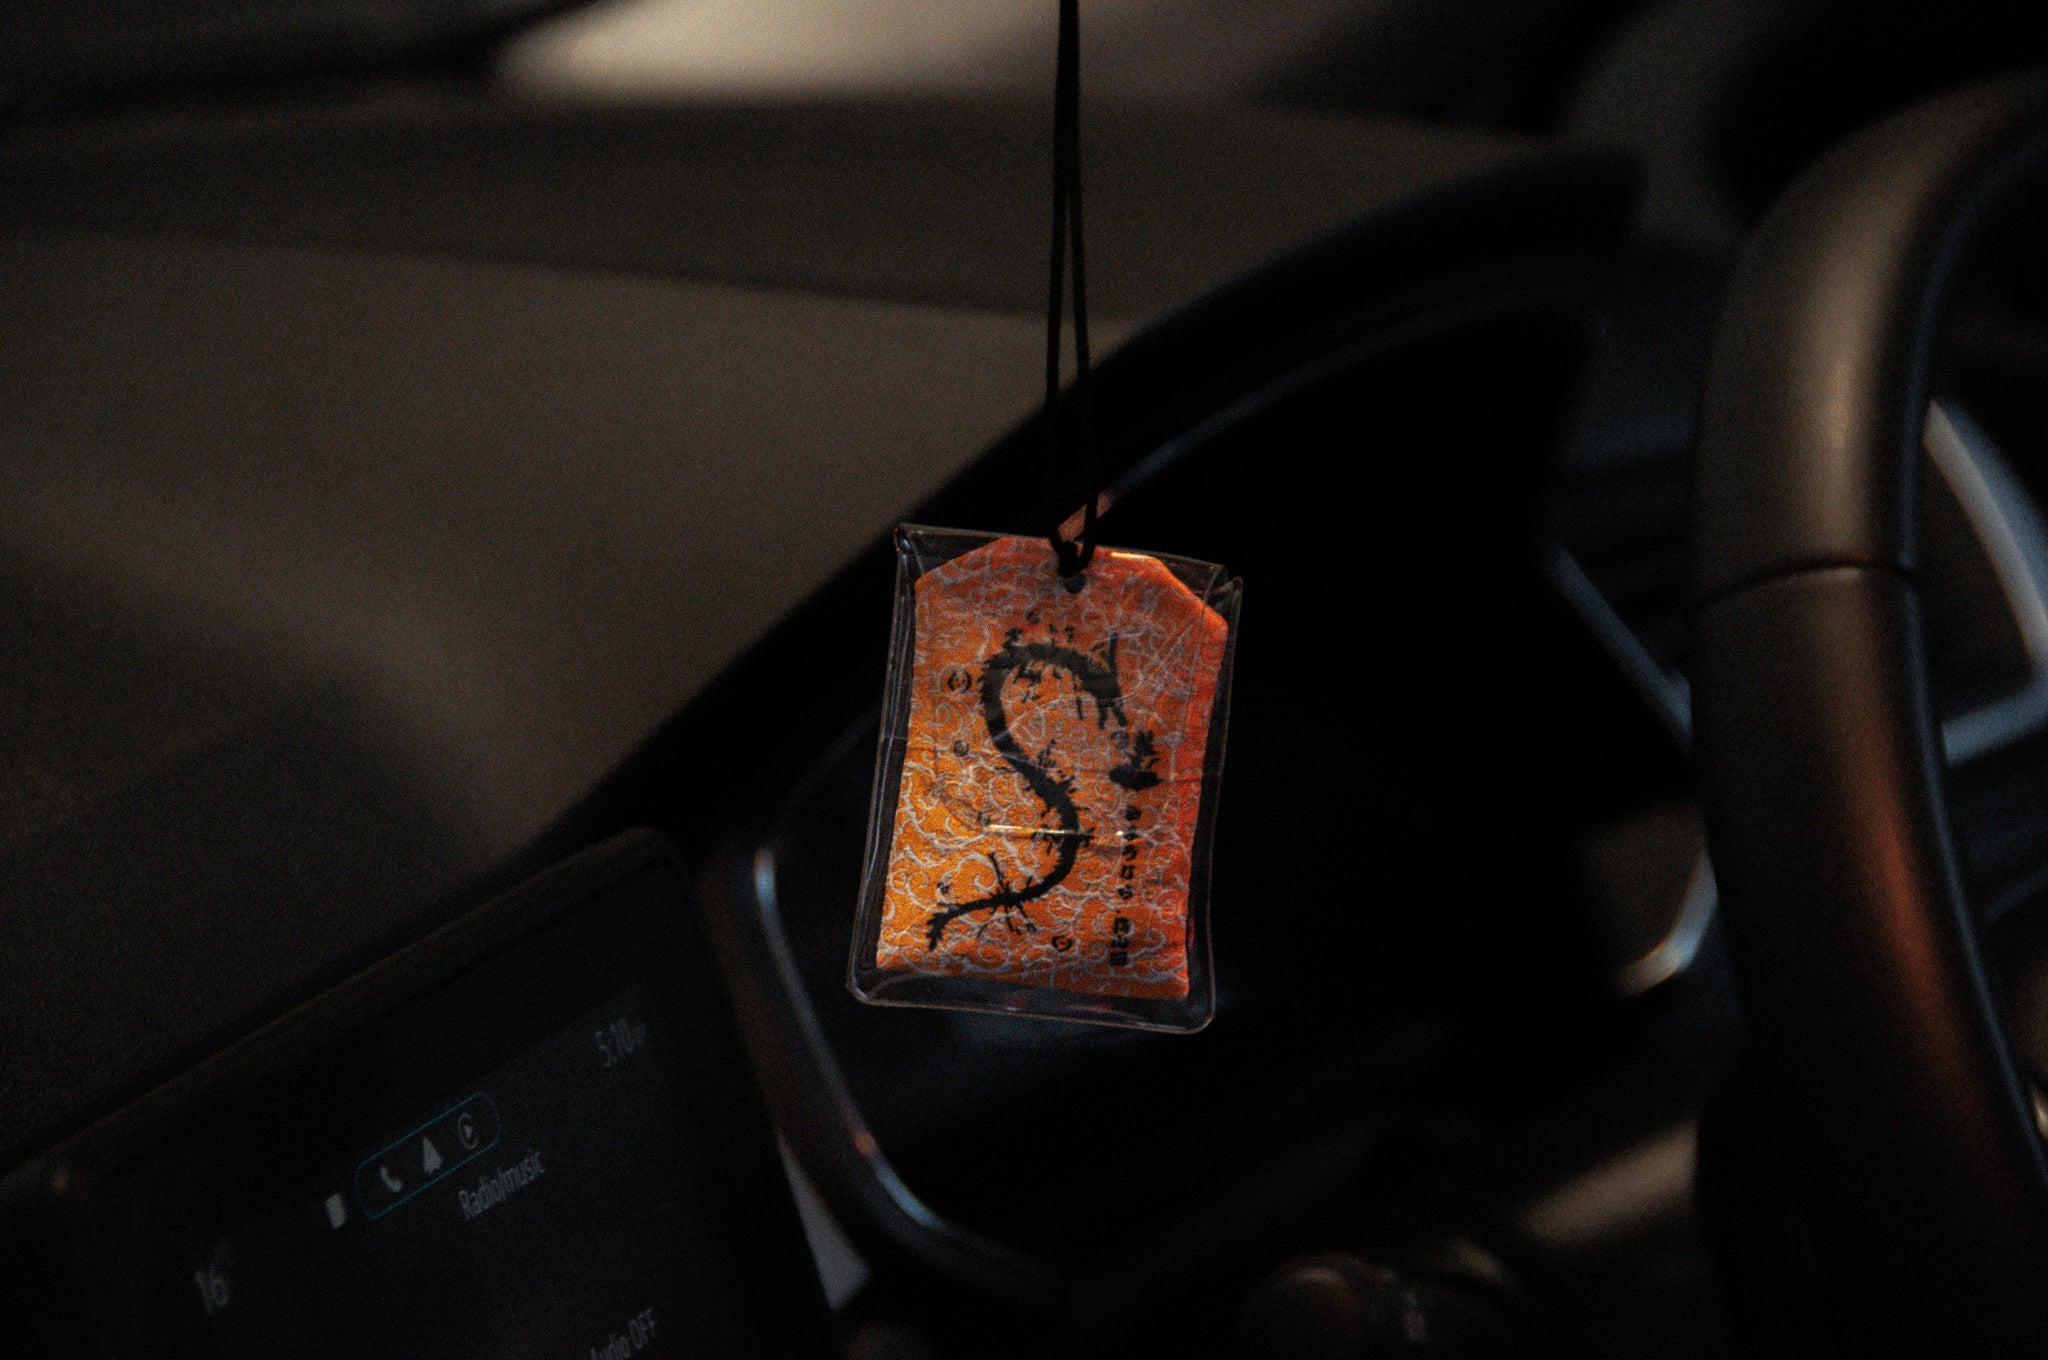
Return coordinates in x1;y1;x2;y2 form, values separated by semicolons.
0;88;1549;1163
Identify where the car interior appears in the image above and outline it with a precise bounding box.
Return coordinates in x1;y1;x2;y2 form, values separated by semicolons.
9;2;2048;1356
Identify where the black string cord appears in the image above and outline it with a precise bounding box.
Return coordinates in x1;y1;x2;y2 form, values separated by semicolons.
1045;0;1097;578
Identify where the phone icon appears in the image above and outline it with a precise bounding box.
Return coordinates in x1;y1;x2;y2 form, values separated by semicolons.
378;1164;403;1194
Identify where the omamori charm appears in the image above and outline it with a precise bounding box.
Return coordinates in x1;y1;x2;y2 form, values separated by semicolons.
850;526;1239;1031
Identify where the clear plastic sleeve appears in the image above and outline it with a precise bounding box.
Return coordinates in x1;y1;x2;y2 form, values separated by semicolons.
848;525;1240;1032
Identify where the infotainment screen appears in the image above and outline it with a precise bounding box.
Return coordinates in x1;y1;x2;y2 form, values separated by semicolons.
196;985;694;1359
37;834;829;1360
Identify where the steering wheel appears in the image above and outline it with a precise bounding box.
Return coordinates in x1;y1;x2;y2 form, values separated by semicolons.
1693;74;2048;1348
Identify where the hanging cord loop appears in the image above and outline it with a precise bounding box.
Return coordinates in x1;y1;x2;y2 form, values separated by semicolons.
1045;0;1097;580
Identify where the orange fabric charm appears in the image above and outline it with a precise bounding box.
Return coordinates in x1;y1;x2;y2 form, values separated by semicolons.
871;535;1230;1001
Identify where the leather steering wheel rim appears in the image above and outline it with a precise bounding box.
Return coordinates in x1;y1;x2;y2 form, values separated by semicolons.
1693;73;2048;1345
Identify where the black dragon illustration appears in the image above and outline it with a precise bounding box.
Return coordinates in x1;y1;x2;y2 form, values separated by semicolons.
924;629;1161;948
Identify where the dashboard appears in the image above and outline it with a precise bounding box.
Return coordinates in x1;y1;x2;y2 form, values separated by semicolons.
8;11;2048;1356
